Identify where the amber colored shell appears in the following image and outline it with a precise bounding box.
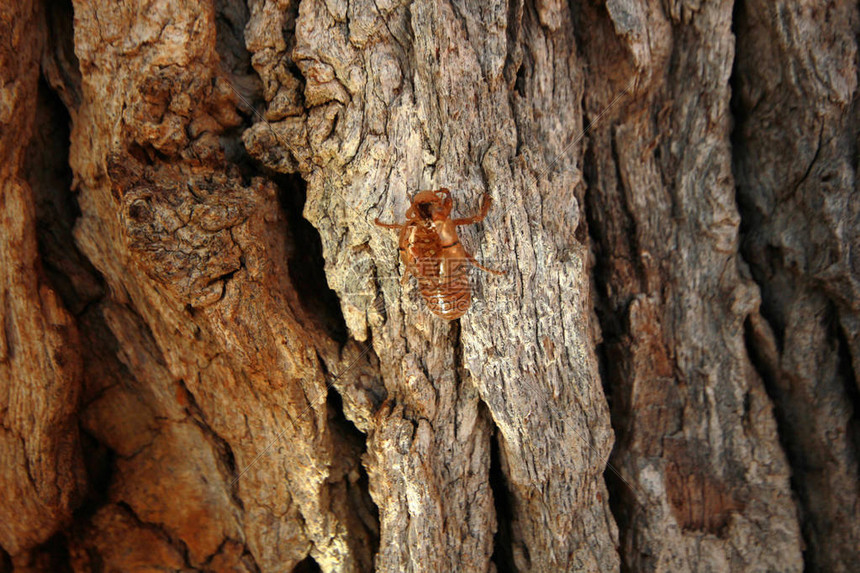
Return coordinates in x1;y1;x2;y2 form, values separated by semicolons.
375;188;502;320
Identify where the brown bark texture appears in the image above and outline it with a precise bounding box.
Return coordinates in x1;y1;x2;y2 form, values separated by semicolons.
0;0;856;571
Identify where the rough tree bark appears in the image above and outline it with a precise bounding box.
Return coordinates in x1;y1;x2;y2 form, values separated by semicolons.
0;0;856;572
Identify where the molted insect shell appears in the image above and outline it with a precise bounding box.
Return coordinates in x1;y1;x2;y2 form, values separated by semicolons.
375;188;503;320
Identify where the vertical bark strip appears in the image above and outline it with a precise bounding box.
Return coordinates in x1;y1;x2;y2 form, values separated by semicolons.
0;0;86;557
244;0;618;569
61;0;378;570
733;1;860;570
578;0;804;570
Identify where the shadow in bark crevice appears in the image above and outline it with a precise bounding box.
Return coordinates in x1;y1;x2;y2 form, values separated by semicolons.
42;0;82;110
23;37;126;570
214;0;252;76
276;173;350;345
488;419;518;573
292;554;323;573
728;1;829;566
74;427;115;519
8;533;74;573
835;321;860;466
214;0;268;175
580;95;638;573
324;376;381;566
581;123;674;567
25;77;104;316
213;0;347;344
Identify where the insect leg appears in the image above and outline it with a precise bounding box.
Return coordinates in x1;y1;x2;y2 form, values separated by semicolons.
464;248;505;275
374;218;403;229
398;224;414;285
452;194;493;226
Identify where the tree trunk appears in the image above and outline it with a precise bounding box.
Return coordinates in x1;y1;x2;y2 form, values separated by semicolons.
0;0;856;571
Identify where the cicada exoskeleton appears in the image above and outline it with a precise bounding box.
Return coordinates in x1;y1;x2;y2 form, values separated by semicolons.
375;188;503;320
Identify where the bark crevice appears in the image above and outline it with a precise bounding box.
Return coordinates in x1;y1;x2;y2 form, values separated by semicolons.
836;322;860;459
581;93;632;564
25;78;103;316
292;554;323;573
114;501;193;568
488;418;516;573
277;174;350;345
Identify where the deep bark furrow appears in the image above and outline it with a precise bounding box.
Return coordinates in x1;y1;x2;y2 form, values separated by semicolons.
488;420;516;573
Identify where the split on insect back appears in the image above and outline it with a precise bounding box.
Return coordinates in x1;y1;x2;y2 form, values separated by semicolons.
375;188;505;320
